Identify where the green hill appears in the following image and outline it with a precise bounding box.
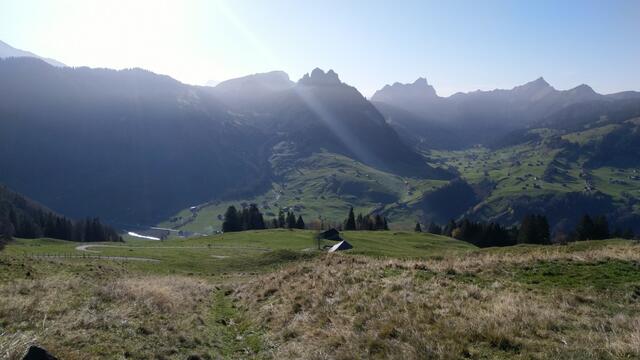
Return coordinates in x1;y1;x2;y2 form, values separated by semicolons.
426;118;640;232
160;152;448;234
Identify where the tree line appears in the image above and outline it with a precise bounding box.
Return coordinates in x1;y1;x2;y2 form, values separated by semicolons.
222;204;305;232
417;213;635;247
1;206;121;243
344;207;389;231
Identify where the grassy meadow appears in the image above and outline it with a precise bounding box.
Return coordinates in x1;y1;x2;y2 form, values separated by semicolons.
1;230;639;359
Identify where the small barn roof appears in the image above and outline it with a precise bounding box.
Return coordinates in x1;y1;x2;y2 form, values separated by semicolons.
319;228;341;241
328;240;352;252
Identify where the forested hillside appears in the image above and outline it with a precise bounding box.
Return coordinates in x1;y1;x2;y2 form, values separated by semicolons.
0;185;121;242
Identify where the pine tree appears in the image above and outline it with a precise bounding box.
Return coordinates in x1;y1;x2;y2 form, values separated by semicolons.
383;217;389;230
345;207;356;230
537;215;550;245
363;215;373;230
443;219;457;237
296;215;305;229
374;214;384;230
238;208;249;230
286;211;296;229
222;206;241;233
517;214;534;244
593;215;609;240
278;210;286;228
622;228;635;240
414;222;422;232
427;222;442;235
576;214;595;240
0;215;14;241
518;214;550;245
247;204;265;230
356;213;364;230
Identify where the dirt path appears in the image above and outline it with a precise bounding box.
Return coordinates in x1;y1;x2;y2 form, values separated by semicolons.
28;254;160;262
75;244;272;253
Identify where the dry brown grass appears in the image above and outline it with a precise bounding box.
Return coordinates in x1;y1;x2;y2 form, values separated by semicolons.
2;242;639;359
235;245;640;359
0;272;214;359
421;243;640;273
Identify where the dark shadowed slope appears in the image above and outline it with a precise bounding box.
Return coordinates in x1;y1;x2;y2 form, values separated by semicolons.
0;184;121;242
0;58;269;224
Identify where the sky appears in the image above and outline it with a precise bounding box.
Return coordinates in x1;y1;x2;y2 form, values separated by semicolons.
0;0;638;97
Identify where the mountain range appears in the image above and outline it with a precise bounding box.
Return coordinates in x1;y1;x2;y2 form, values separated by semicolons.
1;42;639;235
372;76;640;149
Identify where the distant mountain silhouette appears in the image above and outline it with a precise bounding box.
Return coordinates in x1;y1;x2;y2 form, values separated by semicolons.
0;40;65;67
210;70;294;109
371;77;438;105
215;70;294;94
211;68;450;178
373;76;640;149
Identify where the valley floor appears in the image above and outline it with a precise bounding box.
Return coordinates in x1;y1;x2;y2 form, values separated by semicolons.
1;231;639;359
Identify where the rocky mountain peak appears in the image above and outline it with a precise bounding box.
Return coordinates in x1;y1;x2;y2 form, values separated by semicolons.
298;68;342;86
371;77;438;104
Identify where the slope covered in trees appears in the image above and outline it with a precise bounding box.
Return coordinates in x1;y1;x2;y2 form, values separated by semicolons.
222;204;306;232
0;185;121;242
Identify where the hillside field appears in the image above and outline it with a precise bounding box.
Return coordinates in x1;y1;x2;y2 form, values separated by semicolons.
159;119;640;235
1;231;639;359
159;152;448;234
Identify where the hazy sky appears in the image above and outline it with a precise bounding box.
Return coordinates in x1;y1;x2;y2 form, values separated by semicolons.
1;0;638;96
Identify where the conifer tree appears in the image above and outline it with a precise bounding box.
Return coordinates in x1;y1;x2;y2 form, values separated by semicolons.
623;228;635;240
363;214;373;230
576;214;595;240
592;215;609;240
443;219;457;237
286;211;297;229
345;207;356;230
374;214;384;230
296;215;305;229
427;222;442;235
222;205;241;233
356;213;364;230
414;222;422;232
239;208;250;230
517;214;550;244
